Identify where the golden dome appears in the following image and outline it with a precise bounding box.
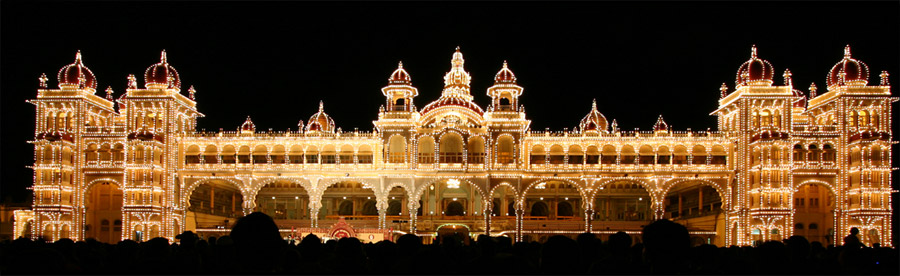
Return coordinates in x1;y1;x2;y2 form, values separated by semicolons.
306;101;336;133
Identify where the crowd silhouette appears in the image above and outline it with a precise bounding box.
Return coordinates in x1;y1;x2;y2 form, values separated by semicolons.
1;212;896;275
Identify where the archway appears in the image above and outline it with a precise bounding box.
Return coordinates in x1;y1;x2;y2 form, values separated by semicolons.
187;180;244;230
418;179;484;220
85;181;123;243
255;180;309;220
320;181;377;223
446;201;465;216
793;182;835;245
593;180;652;230
530;202;549;216
663;180;725;245
522;180;581;220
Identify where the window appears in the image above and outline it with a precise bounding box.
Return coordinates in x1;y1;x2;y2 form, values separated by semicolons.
795;223;804;229
809;223;818;230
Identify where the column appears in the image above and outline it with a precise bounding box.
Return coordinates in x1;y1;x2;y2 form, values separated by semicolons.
698;186;704;216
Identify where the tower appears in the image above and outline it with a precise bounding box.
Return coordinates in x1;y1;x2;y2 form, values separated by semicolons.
713;45;795;245
118;50;202;240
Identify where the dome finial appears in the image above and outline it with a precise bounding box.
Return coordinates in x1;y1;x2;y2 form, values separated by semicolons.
75;50;83;64
809;83;818;98
783;68;792;86
319;100;324;112
39;73;48;88
751;45;757;58
654;115;668;132
503;60;508;68
105;86;114;100
397;61;403;69
188;85;196;100
591;98;597;110
161;49;168;63
455;45;461;51
720;83;728;98
844;44;851;58
880;71;890;86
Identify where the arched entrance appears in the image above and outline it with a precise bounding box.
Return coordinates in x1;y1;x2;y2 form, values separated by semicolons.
419;179;484;219
593;180;653;234
793;182;835;245
85;181;123;243
187;180;244;230
436;224;470;245
320;181;377;225
663;180;725;245
255;180;309;220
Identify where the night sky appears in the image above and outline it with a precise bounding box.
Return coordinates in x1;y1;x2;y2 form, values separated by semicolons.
1;0;898;210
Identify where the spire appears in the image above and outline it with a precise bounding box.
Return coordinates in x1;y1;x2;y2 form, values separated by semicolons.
127;74;137;89
398;61;403;69
188;85;196;100
654;115;668;132
319;100;324;112
160;49;168;64
750;45;757;59
451;46;464;68
844;44;851;59
591;98;598;110
75;50;83;65
297;119;305;130
809;83;817;98
105;86;114;100
783;68;792;87
719;83;728;98
441;46;473;99
503;60;508;68
880;71;889;86
39;73;48;88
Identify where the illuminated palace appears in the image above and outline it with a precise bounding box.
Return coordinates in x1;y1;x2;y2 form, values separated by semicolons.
14;46;894;247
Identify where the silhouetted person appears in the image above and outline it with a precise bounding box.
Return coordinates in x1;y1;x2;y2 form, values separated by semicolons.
541;235;579;274
641;219;690;274
230;212;286;273
784;235;811;274
843;227;862;249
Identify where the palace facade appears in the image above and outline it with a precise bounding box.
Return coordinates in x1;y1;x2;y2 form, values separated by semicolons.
13;46;895;247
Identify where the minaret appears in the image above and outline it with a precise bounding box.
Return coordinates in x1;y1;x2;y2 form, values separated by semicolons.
487;60;524;111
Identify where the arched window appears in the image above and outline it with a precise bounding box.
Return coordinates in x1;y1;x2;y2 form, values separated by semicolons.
673;145;688;165
822;144;835;162
288;145;303;164
321;145;336;164
530;201;549;217
657;146;671;164
305;146;319;164
809;223;818;230
339;145;354;164
601;145;617;164
807;144;820;162
497;136;515;164
639;145;654;164
795;223;804;229
271;145;286;164
446;201;465;216
621;145;636;164
204;145;219;164
557;201;574;217
358;145;373;164
252;145;268;164
338;200;354;216
530;145;546;165
549;145;565;164
388;136;407;163
439;133;464;163
185;145;201;164
237;146;251;163
691;145;707;165
586;146;600;164
567;145;584;165
468;137;485;164
418;136;435;164
711;145;727;165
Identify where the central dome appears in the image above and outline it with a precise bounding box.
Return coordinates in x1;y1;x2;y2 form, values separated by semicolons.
306;101;336;133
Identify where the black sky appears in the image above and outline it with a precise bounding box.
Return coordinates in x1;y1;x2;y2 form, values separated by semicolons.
1;1;898;205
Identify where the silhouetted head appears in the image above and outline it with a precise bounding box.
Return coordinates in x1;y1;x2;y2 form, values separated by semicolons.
397;233;421;255
641;219;690;273
230;212;283;249
849;227;859;235
541;235;579;273
477;234;497;257
785;235;810;257
608;231;632;252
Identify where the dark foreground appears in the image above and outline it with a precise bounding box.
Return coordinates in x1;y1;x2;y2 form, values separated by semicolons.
1;213;897;275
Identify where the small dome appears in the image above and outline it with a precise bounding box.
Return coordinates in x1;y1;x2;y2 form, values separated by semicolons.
389;61;411;85
306;101;336;132
144;50;181;89
827;45;870;87
579;99;608;132
653;115;668;132
57;51;97;92
494;61;517;84
735;45;775;87
240;116;256;133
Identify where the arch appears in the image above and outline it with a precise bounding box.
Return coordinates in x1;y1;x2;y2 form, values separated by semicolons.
691;145;707;165
439;132;464;163
467;136;485;164
221;145;237;164
657;145;672;164
321;145;337;164
557;201;574;216
418;135;435;164
585;145;600;164
237;145;251;163
357;145;374;164
567;145;584;165
305;145;319;164
445;201;465;216
548;145;565;164
496;134;516;164
271;145;286;164
530;201;549;216
530;145;546;164
388;135;407;163
182;177;246;206
252;145;269;164
84;179;123;243
185;145;201;164
601;145;617;164
415;178;485;201
337;200;354;216
620;145;636;164
203;145;218;164
592;179;654;222
339;144;354;164
660;178;727;202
